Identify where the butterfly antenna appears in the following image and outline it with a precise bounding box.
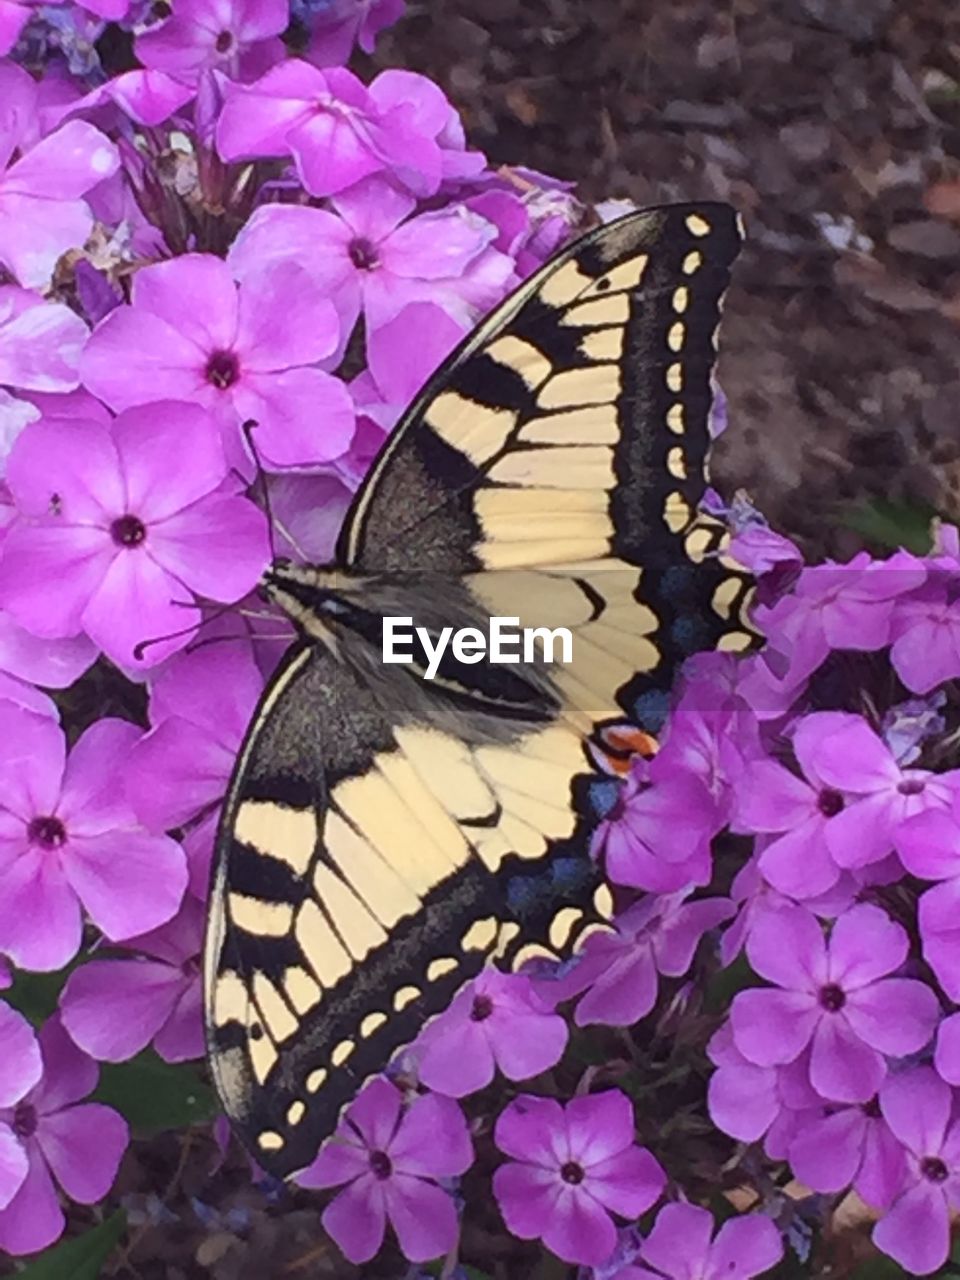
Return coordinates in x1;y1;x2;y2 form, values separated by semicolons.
132;599;243;662
241;418;277;562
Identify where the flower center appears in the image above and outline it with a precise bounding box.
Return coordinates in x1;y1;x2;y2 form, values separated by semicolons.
13;1102;37;1139
349;237;379;271
110;514;147;547
151;0;171;15
560;1160;585;1184
921;1156;949;1183
470;994;494;1022
862;1097;881;1118
369;1149;392;1180
818;788;845;817
215;29;233;52
205;349;240;389
28;815;66;848
818;982;846;1012
898;777;926;796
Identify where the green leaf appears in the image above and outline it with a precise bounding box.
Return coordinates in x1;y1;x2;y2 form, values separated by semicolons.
93;1051;217;1135
842;499;934;555
5;964;77;1025
847;1257;911;1279
14;1211;126;1280
704;954;762;1014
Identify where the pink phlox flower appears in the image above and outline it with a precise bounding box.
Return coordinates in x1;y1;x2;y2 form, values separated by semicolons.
55;69;197;129
354;300;466;434
367;69;486;184
754;550;926;687
216;60;443;197
268;471;354;564
719;854;856;967
60;895;205;1063
470;165;582;273
706;1022;820;1153
890;577;960;695
0;609;95;690
737;714;855;899
895;789;960;999
306;0;405;65
135;0;287;82
80;254;354;473
545;891;733;1028
0;708;188;971
788;1095;905;1209
0;403;270;668
0;1015;128;1255
228;175;513;342
789;711;959;872
0;285;88;396
416;968;567;1097
612;1203;782;1280
593;752;719;894
492;1090;665;1267
873;1067;960;1275
0;64;119;289
0;1003;42;1211
654;694;763;822
0;0;35;54
730;903;939;1104
934;1012;960;1086
126;641;264;835
297;1076;472;1264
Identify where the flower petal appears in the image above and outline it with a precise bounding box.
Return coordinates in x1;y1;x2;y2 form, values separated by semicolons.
64;828;186;941
37;1103;127;1202
873;1182;950;1276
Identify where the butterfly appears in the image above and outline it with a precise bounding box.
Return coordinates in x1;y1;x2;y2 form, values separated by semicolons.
203;201;753;1178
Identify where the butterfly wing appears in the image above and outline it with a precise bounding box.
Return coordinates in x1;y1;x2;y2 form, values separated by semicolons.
206;203;750;1177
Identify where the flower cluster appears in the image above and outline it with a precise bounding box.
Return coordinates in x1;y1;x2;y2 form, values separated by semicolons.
1;0;958;1273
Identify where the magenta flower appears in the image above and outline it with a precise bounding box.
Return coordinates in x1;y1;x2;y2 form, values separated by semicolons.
135;0;287;80
891;582;960;694
416;968;567;1097
307;0;404;65
216;61;442;197
60;896;204;1063
228;177;512;339
0;0;33;54
0;1016;128;1256
0;1003;42;1212
614;1204;782;1280
0;709;187;971
897;795;960;998
493;1090;664;1266
367;69;486;185
125;642;264;835
873;1068;960;1274
707;1022;819;1151
803;712;957;870
0;403;270;667
547;891;733;1028
738;715;853;899
0;611;95;690
935;1013;960;1086
64;70;197;130
730;903;939;1103
754;551;925;685
81;255;354;472
297;1077;472;1264
918;879;960;1001
788;1098;905;1208
0;65;119;288
592;754;717;893
0;286;88;395
356;300;465;432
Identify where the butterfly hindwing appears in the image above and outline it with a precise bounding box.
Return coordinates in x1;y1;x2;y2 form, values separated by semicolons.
206;203;750;1177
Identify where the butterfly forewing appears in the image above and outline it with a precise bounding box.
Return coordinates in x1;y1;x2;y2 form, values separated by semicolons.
205;203;751;1177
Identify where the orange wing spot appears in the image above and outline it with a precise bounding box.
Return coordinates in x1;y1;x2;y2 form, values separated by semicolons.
594;724;659;774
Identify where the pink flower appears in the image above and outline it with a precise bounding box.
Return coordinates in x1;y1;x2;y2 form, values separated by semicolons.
896;794;960;998
307;0;404;65
891;582;960;694
592;754;717;893
935;1013;960;1086
0;65;119;288
873;1068;960;1274
60;897;205;1063
492;1090;664;1267
0;286;88;395
228;176;512;341
0;1003;42;1211
0;403;270;668
0;611;95;690
416;968;567;1097
546;891;733;1027
297;1077;472;1264
615;1204;782;1280
0;1017;128;1255
706;1022;820;1152
135;0;287;81
0;709;187;971
788;1098;905;1208
80;255;354;472
0;0;33;55
730;903;939;1103
216;61;442;197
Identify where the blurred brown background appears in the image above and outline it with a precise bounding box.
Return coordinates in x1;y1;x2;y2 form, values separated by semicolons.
375;0;960;557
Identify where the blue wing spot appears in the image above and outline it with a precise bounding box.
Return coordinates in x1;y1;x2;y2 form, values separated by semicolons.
633;689;670;730
588;777;622;819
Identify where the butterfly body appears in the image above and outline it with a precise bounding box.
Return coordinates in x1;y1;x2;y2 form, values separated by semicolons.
205;203;754;1177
